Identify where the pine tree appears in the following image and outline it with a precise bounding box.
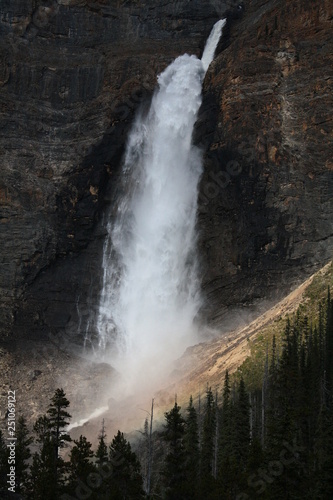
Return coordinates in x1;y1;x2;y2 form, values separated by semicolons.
68;435;96;490
107;430;144;499
218;371;233;468
217;374;248;498
96;419;108;466
34;415;51;443
184;396;200;498
261;348;269;446
15;416;32;495
200;387;216;495
28;389;72;499
325;286;333;393
162;402;187;499
47;388;72;455
28;441;58;500
304;324;322;465
265;317;304;499
234;378;250;467
314;403;333;498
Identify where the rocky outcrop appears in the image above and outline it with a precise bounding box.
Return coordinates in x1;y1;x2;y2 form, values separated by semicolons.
197;0;333;326
0;0;332;340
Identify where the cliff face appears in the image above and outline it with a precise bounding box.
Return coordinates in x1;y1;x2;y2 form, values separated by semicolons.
0;0;332;340
197;0;333;325
0;0;229;339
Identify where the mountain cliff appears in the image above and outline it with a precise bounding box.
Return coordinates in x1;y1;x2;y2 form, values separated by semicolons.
0;0;332;341
197;0;333;326
0;0;229;339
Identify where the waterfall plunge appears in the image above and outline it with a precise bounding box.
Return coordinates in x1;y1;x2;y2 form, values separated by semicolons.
95;20;226;394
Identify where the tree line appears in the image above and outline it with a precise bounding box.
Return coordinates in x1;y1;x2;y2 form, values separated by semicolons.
155;287;333;499
0;288;332;499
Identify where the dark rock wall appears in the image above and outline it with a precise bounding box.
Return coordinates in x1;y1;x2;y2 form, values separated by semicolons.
0;0;332;339
196;0;333;325
0;0;231;339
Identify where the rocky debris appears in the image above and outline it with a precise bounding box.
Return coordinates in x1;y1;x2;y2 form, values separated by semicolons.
0;337;118;436
159;261;333;406
28;369;42;381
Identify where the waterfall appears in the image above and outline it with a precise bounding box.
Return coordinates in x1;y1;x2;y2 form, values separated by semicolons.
201;19;226;71
94;20;226;393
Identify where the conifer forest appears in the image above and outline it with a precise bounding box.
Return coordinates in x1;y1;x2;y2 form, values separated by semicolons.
1;288;332;499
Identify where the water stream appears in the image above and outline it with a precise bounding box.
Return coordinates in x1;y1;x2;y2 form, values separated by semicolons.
93;19;226;394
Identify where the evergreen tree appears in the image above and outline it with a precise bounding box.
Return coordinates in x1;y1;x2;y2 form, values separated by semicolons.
200;387;216;495
261;348;269;446
139;417;150;494
162;402;187;499
183;396;200;498
265;317;304;498
28;441;58;500
234;378;250;467
218;371;233;467
47;388;72;455
34;415;51;443
217;374;249;498
67;435;96;491
96;419;108;466
28;389;72;499
325;286;333;393
15;416;32;495
314;403;333;498
107;430;144;499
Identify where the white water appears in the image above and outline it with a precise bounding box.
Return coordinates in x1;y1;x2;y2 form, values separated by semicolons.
94;20;226;395
67;406;108;431
201;19;226;71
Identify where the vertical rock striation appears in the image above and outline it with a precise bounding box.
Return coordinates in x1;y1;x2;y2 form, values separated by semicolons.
196;0;333;326
0;0;230;339
0;0;332;340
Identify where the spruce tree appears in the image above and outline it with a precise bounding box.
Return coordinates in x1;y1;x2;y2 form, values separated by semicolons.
68;435;96;491
265;317;303;498
325;286;333;393
200;387;216;495
28;441;58;500
28;389;72;499
218;371;233;467
34;415;51;443
162;402;187;499
48;388;72;495
217;372;242;498
15;416;32;495
314;403;333;498
96;419;108;466
234;378;250;467
184;396;200;498
108;430;144;499
27;415;55;499
47;388;72;455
